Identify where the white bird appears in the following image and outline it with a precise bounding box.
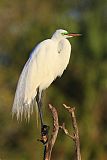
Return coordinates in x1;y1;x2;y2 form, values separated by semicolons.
12;29;81;128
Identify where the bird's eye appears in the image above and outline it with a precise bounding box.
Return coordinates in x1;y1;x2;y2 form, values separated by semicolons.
61;32;68;35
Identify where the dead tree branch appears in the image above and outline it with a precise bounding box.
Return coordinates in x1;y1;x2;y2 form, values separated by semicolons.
59;122;75;140
43;104;59;160
61;104;81;160
38;104;81;160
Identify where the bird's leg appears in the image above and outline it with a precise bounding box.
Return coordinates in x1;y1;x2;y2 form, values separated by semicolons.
36;89;49;144
36;90;44;127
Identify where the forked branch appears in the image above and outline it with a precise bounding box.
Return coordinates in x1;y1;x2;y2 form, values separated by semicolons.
61;104;81;160
38;104;81;160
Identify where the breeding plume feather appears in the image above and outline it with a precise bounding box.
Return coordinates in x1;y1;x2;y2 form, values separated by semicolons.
12;29;81;122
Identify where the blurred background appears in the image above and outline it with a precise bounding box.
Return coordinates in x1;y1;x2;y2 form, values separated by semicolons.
0;0;107;159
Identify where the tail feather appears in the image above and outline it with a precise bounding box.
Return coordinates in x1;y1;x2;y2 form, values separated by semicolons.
12;98;34;121
12;58;38;120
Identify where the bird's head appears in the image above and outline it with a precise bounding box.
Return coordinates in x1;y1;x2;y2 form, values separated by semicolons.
52;29;81;40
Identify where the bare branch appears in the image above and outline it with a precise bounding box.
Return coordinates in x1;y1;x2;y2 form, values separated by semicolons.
44;104;59;160
63;104;81;160
38;103;81;160
59;123;75;140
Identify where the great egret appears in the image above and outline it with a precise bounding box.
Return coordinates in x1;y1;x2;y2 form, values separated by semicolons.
12;29;81;129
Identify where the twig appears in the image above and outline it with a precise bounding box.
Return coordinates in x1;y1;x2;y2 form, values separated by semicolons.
59;123;75;140
44;104;59;160
62;104;81;160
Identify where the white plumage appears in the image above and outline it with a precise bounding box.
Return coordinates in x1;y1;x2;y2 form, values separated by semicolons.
12;29;80;120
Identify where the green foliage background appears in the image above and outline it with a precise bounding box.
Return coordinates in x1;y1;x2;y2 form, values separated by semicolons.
0;0;107;159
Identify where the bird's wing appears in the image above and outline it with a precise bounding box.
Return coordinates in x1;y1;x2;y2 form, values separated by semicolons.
12;39;55;120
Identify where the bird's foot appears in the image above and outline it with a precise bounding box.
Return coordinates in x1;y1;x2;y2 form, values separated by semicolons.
41;125;49;136
38;125;49;145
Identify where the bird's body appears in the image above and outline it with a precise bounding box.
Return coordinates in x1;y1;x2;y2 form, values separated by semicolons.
12;29;80;121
